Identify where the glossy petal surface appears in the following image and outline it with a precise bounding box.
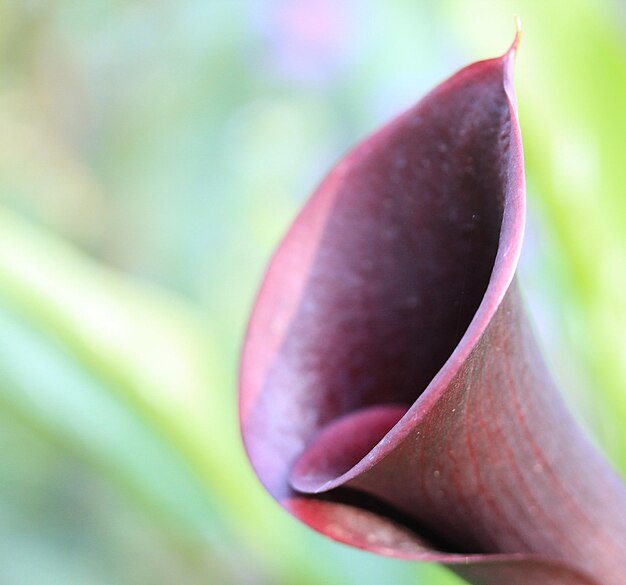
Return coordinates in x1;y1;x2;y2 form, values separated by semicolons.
240;34;626;585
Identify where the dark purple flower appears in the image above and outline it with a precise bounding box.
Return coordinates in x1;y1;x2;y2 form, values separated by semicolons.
239;26;626;585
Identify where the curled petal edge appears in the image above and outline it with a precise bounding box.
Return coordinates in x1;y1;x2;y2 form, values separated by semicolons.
240;25;626;585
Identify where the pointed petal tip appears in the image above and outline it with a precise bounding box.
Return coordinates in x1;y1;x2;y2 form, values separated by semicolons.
502;16;522;109
502;16;522;68
510;15;523;55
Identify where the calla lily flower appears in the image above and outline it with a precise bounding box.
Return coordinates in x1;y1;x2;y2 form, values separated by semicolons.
239;25;626;585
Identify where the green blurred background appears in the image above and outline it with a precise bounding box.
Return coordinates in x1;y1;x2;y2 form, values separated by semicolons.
0;1;624;584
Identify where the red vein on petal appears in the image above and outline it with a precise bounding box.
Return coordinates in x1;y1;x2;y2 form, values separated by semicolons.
464;367;528;553
479;339;565;553
417;427;437;527
445;428;494;551
503;338;592;537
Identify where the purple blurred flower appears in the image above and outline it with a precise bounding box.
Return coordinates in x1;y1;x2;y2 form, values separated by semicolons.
259;0;356;85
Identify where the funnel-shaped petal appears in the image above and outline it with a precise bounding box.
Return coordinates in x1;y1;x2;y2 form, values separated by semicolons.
240;31;626;585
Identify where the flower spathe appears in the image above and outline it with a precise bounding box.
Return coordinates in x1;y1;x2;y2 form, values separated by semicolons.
239;27;626;585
